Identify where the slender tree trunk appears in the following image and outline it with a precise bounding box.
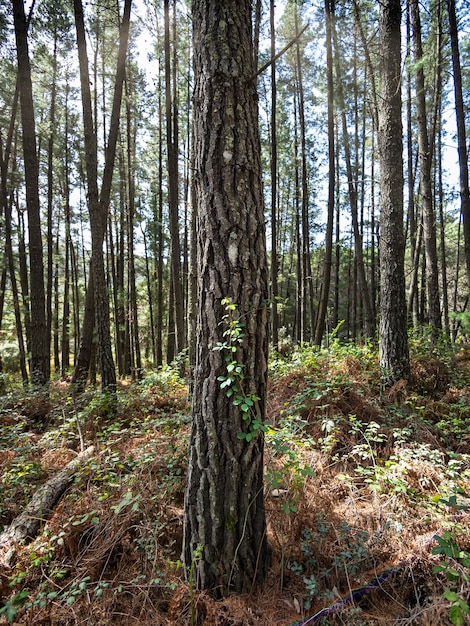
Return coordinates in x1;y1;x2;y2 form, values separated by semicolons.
53;231;60;372
315;0;335;346
0;266;6;390
12;0;49;388
143;228;156;364
156;70;164;368
1;151;29;385
164;0;185;357
378;0;410;383
184;0;270;594
270;0;279;350
61;79;72;377
46;34;58;374
125;79;141;380
447;0;470;292
295;6;315;342
188;142;197;388
0;82;28;385
331;9;374;338
294;97;302;343
333;118;341;331
410;0;441;335
437;119;450;335
72;0;132;392
405;3;420;327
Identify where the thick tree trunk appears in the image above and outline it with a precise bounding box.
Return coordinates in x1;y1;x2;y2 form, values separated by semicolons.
378;0;410;384
184;0;270;594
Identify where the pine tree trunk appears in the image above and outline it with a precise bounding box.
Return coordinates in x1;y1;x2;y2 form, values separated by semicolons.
270;0;279;350
164;0;185;357
332;10;374;338
156;71;165;368
184;0;270;594
72;0;132;392
410;0;441;335
0;83;28;385
295;6;315;343
46;34;58;375
125;80;142;380
447;0;470;291
315;0;335;345
378;0;410;384
12;0;49;388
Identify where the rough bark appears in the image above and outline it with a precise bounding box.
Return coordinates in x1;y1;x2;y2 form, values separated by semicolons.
0;446;95;569
378;0;410;384
184;0;270;594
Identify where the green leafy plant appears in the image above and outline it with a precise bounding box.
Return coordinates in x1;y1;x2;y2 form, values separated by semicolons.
0;589;30;623
288;514;376;610
213;298;267;442
432;529;470;625
189;544;203;626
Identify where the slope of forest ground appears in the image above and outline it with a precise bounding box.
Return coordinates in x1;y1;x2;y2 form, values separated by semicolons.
0;334;469;625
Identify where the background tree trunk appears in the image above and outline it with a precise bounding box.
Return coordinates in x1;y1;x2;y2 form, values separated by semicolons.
410;0;441;335
12;0;49;388
315;0;335;346
164;0;185;358
72;0;131;392
447;0;470;292
270;0;279;351
378;0;410;384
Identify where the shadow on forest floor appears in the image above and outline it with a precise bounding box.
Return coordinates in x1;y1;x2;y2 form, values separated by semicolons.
0;338;469;625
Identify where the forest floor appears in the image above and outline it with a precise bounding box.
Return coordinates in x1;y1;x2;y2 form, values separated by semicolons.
0;334;469;625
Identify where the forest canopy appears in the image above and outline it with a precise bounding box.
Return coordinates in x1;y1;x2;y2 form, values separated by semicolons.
0;0;469;387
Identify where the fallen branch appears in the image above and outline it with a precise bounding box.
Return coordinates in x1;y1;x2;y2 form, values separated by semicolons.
0;445;95;569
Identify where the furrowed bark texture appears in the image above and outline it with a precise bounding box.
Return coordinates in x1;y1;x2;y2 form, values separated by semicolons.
378;0;410;383
184;0;270;595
